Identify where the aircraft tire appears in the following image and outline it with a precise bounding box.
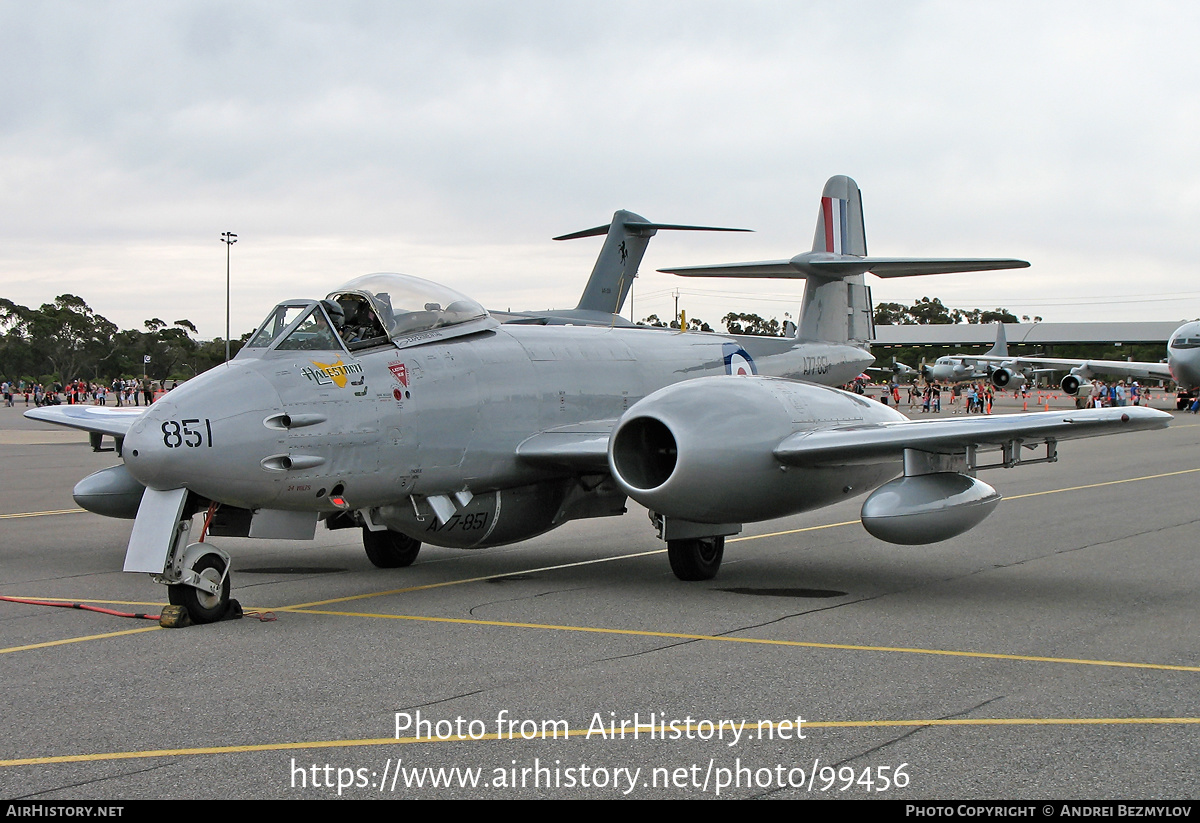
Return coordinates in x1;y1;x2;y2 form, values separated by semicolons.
363;528;421;568
167;553;231;624
667;536;724;581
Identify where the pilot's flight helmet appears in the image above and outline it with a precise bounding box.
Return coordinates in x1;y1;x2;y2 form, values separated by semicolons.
321;299;346;330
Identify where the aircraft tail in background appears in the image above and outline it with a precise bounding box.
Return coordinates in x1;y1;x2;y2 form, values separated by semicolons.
556;212;749;315
660;175;1030;345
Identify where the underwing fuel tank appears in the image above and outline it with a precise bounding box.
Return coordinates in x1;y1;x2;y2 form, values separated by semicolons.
859;472;1001;544
72;464;146;519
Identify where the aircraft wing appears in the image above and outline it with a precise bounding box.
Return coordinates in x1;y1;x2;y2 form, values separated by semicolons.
515;421;615;472
950;354;1175;383
24;405;145;438
774;406;1170;465
1012;356;1174;383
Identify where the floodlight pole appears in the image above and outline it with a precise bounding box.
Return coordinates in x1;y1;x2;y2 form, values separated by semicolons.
221;232;238;362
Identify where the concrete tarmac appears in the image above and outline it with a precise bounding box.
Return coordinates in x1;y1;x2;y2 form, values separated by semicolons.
1;393;1197;799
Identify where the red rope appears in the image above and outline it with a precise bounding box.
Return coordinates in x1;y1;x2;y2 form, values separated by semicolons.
0;595;160;621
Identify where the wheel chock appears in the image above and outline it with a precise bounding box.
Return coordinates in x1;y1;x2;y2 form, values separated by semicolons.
160;604;192;628
222;599;244;621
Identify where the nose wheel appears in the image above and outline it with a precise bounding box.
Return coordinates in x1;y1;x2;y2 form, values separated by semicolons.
167;551;231;624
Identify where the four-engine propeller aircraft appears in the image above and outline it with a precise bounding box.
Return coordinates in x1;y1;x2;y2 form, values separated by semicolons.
923;322;1194;397
27;176;1171;623
921;323;1028;386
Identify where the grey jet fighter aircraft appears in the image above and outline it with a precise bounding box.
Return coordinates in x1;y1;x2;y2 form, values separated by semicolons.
28;176;1171;624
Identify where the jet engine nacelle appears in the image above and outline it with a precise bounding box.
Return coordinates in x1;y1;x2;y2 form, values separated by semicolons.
608;376;904;524
990;367;1024;388
1060;374;1092;396
860;472;1000;544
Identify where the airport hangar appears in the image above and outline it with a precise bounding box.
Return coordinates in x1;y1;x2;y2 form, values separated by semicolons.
872;321;1181;351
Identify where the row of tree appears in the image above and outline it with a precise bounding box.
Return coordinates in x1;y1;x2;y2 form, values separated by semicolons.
639;299;1036;337
0;295;246;385
0;293;1047;385
872;297;1041;326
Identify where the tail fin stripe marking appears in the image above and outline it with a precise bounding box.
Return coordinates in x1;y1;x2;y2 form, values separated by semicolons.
838;197;848;254
822;196;848;254
822;196;835;252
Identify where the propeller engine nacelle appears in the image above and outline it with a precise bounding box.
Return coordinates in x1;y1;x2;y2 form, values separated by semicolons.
990;367;1024;388
1060;373;1092;396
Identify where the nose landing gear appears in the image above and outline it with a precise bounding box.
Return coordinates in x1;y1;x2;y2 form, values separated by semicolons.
164;543;233;624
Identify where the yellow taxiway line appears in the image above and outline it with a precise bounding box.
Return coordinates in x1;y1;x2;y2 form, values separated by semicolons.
284;608;1200;673
0;508;85;519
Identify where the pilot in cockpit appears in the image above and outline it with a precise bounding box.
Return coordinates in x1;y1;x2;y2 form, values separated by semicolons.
321;300;347;340
334;296;386;345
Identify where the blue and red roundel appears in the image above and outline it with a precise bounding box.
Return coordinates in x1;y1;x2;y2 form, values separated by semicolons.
723;343;757;376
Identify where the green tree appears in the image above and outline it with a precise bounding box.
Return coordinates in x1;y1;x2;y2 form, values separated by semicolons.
873;301;911;325
906;296;959;325
722;312;782;336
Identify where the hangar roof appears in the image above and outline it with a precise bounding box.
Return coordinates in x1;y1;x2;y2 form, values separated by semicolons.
872;322;1184;347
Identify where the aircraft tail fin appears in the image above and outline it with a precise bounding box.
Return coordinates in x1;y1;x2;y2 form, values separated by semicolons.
812;175;868;256
556;212;749;315
986;322;1008;357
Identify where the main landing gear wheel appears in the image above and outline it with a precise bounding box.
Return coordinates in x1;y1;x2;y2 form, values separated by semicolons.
667;536;724;581
167;552;231;624
363;527;421;568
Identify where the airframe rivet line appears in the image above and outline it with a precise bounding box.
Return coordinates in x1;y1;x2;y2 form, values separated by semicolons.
283;609;1200;673
4;716;1199;768
0;626;161;655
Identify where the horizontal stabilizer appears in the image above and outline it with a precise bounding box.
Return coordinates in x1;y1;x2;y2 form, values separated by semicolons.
846;258;1030;278
662;256;1029;280
25;405;144;437
558;210;752;316
660;259;797;278
774;407;1170;466
554;222;750;241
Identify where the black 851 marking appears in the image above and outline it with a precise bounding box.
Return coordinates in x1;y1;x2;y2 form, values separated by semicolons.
161;418;214;448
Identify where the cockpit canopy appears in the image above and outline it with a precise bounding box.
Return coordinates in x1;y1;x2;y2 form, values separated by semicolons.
327;273;490;344
242;273;495;356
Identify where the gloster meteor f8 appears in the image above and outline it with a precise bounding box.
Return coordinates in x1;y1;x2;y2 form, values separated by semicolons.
29;176;1170;623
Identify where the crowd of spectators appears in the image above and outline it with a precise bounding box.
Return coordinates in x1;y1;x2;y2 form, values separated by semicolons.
0;377;177;408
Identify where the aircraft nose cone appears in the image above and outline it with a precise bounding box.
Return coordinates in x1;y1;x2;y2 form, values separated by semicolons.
124;365;283;500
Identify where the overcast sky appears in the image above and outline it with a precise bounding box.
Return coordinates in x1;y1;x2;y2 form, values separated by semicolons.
2;1;1199;339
